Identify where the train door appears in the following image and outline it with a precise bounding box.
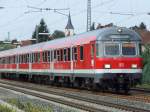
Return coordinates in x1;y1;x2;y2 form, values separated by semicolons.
70;46;73;72
75;45;84;70
50;50;54;71
16;55;19;72
29;53;32;72
72;46;78;70
91;41;95;69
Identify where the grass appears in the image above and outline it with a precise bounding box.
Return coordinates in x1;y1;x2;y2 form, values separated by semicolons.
0;104;16;112
7;99;53;112
136;83;150;89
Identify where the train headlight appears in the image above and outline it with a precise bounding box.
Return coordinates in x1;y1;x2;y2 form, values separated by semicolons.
104;64;111;69
131;64;137;69
117;28;122;33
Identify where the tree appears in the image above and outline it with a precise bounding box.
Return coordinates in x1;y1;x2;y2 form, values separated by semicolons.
11;39;18;44
96;23;102;29
51;30;65;39
130;22;147;30
139;22;147;30
142;44;150;84
90;22;95;31
130;25;139;30
32;18;50;43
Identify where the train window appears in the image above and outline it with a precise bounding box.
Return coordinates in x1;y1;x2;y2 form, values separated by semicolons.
25;55;27;63
31;53;34;63
19;55;21;63
80;46;84;60
68;48;70;61
63;49;67;61
91;44;95;58
27;54;29;63
20;55;22;63
9;57;10;64
34;53;36;62
2;58;4;64
38;53;40;62
96;42;102;56
9;57;13;64
3;57;5;64
60;49;63;61
9;57;11;64
34;53;40;63
23;55;26;63
43;51;48;62
23;55;25;63
47;51;50;62
0;58;2;64
25;54;27;63
42;52;45;62
54;50;57;60
57;50;60;61
122;43;136;56
22;55;24;63
1;58;3;64
45;51;48;62
105;43;120;56
51;51;53;62
17;55;19;63
12;56;15;64
139;43;142;56
73;47;77;60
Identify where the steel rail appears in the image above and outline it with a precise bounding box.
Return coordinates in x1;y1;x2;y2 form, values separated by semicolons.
0;80;149;112
0;83;107;112
131;88;150;93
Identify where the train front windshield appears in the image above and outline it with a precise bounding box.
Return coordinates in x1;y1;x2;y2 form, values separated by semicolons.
96;38;140;57
122;43;136;56
104;42;137;56
105;43;120;56
103;42;137;56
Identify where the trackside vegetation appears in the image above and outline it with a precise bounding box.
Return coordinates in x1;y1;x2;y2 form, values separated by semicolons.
0;104;16;112
142;44;150;83
138;44;150;89
7;99;53;112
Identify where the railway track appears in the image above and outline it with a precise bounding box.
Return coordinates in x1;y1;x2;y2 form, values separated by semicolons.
131;87;150;93
0;82;107;112
0;79;149;112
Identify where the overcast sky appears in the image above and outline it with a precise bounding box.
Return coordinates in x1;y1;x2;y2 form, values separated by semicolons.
0;0;150;41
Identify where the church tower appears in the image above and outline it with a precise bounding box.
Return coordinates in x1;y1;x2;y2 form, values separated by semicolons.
65;12;74;36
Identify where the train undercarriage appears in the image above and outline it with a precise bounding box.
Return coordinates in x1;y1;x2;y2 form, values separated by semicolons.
0;72;142;94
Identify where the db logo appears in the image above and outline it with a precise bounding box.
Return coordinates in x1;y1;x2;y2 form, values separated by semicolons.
119;63;124;67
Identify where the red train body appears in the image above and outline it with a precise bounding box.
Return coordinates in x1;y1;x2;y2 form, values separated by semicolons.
0;27;142;93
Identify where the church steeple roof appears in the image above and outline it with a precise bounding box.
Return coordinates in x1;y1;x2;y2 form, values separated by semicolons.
65;12;74;30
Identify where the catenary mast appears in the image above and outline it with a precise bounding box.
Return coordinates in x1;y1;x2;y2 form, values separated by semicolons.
87;0;91;32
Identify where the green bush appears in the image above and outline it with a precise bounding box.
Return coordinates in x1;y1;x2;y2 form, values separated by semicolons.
7;99;53;112
0;104;16;112
142;44;150;84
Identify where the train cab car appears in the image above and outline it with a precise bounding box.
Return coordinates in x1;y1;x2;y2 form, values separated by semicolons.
94;27;142;92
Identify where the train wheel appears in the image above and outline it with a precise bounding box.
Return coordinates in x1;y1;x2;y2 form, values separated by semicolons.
123;78;130;94
123;84;130;94
92;83;99;91
115;85;120;93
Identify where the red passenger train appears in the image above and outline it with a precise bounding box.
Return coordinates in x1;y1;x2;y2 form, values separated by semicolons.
0;27;142;93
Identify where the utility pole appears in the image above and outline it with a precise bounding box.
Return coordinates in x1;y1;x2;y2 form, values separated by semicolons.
7;32;10;41
36;25;39;43
87;0;91;32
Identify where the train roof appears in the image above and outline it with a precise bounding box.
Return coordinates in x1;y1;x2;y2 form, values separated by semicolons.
0;27;141;57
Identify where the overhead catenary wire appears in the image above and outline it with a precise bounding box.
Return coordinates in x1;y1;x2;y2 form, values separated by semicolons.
1;0;150;40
